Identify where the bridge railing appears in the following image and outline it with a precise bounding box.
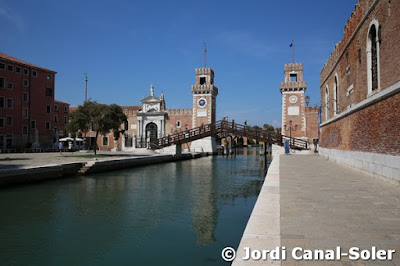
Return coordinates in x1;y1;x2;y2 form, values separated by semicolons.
282;136;308;150
149;120;308;150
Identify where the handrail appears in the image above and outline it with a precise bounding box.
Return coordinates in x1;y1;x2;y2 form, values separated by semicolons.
149;120;309;150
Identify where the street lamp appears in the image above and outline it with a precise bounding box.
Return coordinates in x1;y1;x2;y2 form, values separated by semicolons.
284;120;297;148
305;95;310;107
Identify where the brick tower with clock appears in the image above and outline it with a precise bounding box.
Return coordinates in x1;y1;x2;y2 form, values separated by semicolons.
190;68;218;152
280;63;307;139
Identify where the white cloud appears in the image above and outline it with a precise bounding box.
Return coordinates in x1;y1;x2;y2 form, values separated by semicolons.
0;6;24;32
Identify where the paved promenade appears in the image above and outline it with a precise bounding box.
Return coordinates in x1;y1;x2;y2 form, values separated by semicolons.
234;154;400;265
0;150;156;170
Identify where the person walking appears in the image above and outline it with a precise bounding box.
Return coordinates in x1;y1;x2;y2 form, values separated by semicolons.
59;142;63;154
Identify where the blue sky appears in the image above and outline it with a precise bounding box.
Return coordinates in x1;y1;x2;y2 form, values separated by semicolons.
1;0;358;128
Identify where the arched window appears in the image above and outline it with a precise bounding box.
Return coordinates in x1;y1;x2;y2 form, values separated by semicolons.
176;120;181;128
367;21;380;94
325;86;329;121
334;75;339;116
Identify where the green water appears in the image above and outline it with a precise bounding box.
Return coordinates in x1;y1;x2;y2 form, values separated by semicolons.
0;148;270;265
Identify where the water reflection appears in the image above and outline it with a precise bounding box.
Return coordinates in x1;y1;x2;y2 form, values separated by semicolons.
0;148;270;265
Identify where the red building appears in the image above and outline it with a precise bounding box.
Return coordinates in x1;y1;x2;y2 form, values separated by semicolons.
319;0;400;181
54;100;70;140
0;52;57;151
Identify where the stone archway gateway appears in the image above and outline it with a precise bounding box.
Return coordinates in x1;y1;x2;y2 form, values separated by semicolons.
145;122;158;142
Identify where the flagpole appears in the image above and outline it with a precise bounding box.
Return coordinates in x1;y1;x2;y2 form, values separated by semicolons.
204;42;207;68
292;40;294;63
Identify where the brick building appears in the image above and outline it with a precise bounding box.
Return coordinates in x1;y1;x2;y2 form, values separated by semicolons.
280;63;319;146
319;0;400;181
54;100;70;140
77;67;218;153
0;52;61;151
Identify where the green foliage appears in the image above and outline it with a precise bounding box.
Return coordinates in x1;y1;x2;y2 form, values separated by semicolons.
67;100;127;154
263;124;275;131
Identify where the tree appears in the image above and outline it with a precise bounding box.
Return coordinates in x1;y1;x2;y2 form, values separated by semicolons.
67;101;127;155
263;124;275;131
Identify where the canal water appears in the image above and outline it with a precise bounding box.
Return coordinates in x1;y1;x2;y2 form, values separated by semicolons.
0;148;270;265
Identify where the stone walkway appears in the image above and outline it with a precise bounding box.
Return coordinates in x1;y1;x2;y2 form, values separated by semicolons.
0;150;157;170
234;154;400;265
280;155;400;265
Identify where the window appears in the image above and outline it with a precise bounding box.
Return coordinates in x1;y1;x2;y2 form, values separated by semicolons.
23;68;29;75
47;74;52;80
46;105;51;113
23;79;29;87
64;116;67;124
0;96;4;108
23;93;28;102
200;77;206;85
325;86;329;121
290;73;297;82
7;83;13;89
6;98;13;108
334;75;339;116
0;118;4;128
64;106;68;112
31;120;36;129
55;115;58;123
0;63;4;69
124;120;128;130
6;116;12;126
7;65;13;71
32;70;37;77
367;21;380;94
6;134;13;148
54;104;58;111
0;77;4;88
45;121;51;130
16;66;21;73
23;125;28;135
23;109;28;118
102;136;108;146
176;120;181;128
46;88;53;97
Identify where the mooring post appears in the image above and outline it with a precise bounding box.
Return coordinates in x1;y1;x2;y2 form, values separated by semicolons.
175;144;182;156
260;142;265;155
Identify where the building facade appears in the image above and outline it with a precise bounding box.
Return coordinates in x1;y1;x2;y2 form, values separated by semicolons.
0;52;60;151
280;63;319;145
319;0;400;181
54;100;70;140
82;67;218;153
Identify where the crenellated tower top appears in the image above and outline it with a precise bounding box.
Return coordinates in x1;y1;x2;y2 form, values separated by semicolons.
280;63;307;93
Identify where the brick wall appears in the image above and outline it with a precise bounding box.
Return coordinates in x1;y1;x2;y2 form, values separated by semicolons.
305;106;319;141
320;0;400;156
321;0;400;122
320;93;400;155
166;109;192;135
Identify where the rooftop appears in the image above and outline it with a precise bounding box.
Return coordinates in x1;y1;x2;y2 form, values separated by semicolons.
0;51;56;73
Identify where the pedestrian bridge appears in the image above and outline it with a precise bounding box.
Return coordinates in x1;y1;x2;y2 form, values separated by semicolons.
149;120;309;151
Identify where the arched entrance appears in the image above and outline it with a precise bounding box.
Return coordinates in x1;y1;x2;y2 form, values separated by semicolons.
146;122;158;142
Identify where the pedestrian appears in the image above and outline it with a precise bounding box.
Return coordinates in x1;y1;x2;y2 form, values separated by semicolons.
59;142;63;154
185;127;189;138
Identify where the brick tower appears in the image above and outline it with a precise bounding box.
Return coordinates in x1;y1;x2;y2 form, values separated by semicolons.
190;68;218;153
280;63;307;139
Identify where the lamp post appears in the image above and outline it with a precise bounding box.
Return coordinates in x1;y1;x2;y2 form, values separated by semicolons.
284;120;297;148
305;95;310;107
